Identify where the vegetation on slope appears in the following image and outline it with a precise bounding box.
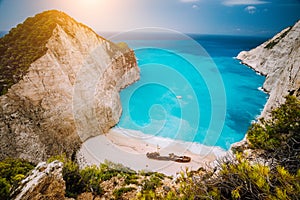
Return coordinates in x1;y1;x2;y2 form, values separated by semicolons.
47;155;168;199
0;158;34;200
247;95;300;174
169;154;300;200
0;10;100;95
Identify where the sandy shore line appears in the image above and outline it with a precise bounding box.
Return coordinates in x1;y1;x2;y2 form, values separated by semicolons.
78;128;228;176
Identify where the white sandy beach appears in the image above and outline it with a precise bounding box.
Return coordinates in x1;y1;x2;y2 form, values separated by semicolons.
78;128;227;176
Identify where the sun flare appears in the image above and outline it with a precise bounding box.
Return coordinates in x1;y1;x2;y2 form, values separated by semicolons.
64;0;107;20
78;0;103;6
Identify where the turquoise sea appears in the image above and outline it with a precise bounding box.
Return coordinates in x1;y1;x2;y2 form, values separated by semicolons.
110;32;268;150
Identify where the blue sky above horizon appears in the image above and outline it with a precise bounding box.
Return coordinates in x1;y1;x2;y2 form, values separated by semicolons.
0;0;299;36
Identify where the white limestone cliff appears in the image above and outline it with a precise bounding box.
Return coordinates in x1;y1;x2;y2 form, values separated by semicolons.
0;11;140;162
237;20;300;118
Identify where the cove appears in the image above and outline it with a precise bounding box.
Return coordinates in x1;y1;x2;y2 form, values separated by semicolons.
114;33;268;150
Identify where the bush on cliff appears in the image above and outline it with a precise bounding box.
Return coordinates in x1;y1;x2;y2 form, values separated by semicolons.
247;95;300;173
168;154;300;200
0;158;34;200
48;155;138;198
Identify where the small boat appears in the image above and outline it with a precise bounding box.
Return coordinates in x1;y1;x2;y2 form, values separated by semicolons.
146;152;169;161
176;95;182;99
174;156;191;163
146;152;191;163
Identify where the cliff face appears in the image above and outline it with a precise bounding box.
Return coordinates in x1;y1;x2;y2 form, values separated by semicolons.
0;10;140;162
237;20;300;118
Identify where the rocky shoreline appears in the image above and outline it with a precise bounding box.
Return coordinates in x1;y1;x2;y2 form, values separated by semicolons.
237;20;300;119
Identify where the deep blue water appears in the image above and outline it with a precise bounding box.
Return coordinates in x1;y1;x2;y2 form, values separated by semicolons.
111;33;268;150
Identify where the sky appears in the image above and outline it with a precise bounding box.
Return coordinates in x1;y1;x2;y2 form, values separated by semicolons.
0;0;299;36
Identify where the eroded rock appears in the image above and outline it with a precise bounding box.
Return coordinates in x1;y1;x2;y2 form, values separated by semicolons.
12;161;65;200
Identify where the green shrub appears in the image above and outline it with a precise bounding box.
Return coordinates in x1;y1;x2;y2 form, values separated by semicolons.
217;154;300;199
80;165;103;196
62;160;86;198
48;155;139;198
124;174;139;185
136;190;163;200
247;95;300;173
0;158;34;199
48;154;85;198
113;187;135;199
172;154;300;200
142;174;163;191
0;178;10;200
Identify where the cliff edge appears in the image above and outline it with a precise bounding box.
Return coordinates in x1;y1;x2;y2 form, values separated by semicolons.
237;20;300;118
0;10;140;162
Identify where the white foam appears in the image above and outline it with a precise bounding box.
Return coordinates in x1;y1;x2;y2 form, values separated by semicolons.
114;127;227;158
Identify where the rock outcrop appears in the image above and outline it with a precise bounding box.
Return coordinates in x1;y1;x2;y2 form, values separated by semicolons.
12;161;66;200
237;20;300;118
0;10;140;163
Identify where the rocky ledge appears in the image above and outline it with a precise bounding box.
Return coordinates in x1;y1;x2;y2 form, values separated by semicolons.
237;20;300;118
11;161;66;200
0;10;140;163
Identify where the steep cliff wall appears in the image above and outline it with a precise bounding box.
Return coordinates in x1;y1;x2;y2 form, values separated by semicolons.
237;20;300;118
0;10;140;162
